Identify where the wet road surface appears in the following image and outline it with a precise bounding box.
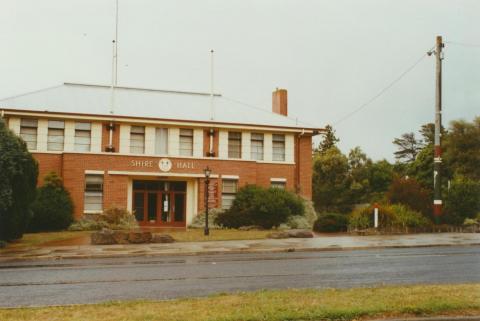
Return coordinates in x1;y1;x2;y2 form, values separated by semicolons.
0;245;478;307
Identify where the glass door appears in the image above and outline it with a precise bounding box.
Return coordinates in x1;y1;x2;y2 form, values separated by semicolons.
173;193;185;223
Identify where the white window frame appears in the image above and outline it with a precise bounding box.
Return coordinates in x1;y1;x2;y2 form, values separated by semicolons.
47;120;65;151
250;133;264;161
20;118;38;150
84;174;103;213
155;127;169;155
74;122;91;152
272;134;286;161
130;126;145;154
179;128;193;156
228;131;242;159
221;179;238;210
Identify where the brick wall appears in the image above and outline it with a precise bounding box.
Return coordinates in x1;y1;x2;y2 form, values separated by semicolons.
32;135;313;220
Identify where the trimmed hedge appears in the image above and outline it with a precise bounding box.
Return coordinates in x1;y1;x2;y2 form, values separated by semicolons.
313;213;348;232
215;185;305;229
29;172;74;232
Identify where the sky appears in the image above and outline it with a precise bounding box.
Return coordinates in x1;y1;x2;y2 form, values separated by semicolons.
1;0;479;161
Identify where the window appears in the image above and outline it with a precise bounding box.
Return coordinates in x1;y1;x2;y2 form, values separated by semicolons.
74;122;91;152
20;118;38;150
179;128;193;156
250;133;264;160
222;179;238;210
271;181;286;189
272;134;285;161
130;126;145;154
47;120;65;151
155;128;168;155
84;175;103;212
228;132;241;158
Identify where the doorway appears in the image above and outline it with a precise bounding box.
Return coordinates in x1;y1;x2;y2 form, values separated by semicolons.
132;180;186;227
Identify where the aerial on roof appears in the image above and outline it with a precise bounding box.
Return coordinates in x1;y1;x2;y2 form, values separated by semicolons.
0;83;319;130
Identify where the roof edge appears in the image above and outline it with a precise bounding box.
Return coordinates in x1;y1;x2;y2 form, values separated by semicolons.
63;82;222;97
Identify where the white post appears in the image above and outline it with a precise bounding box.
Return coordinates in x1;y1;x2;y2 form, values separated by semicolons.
374;204;379;229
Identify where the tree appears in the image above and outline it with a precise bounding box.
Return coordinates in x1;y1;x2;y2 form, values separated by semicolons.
367;159;394;200
444;176;480;225
29;172;74;232
312;147;351;213
443;117;480;180
392;132;421;163
316;124;339;154
386;177;432;218
0;118;38;241
347;147;372;204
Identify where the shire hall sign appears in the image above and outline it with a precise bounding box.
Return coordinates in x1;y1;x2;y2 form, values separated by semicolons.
129;158;196;172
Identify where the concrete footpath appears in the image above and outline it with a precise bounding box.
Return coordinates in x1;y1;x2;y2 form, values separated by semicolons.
0;232;479;263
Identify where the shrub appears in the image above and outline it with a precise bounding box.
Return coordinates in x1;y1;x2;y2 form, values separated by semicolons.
0;240;6;249
29;172;74;232
444;177;480;225
313;213;348;232
189;208;224;229
348;204;431;231
68;207;138;231
282;215;311;230
386;177;432;217
390;204;431;229
0;118;38;241
215;185;305;229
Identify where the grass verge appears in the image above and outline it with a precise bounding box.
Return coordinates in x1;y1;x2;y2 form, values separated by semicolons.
0;284;478;321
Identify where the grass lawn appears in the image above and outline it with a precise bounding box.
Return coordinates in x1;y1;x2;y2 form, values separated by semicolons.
0;229;271;251
0;284;478;321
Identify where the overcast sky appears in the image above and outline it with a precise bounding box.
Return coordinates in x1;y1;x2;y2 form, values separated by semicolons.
1;0;479;161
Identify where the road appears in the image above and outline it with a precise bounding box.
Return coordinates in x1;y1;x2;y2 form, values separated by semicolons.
0;245;478;307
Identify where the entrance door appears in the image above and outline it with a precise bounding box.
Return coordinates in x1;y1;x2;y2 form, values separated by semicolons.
133;180;186;226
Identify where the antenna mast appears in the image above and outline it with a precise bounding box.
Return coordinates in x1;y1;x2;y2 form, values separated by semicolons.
210;49;215;120
107;0;119;152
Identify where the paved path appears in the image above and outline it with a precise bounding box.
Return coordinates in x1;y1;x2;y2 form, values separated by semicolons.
0;245;478;307
0;233;479;262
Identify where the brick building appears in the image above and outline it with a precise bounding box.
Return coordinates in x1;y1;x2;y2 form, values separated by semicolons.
1;83;322;228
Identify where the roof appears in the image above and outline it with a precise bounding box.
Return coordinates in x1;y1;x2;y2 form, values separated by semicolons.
0;83;321;131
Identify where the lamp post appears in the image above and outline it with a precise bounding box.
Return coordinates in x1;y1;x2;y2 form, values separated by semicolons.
203;166;212;236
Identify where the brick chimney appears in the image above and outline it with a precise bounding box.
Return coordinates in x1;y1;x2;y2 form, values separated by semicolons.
272;88;288;116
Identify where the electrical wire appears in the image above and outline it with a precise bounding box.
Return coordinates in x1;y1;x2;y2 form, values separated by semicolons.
221;95;322;129
446;41;480;48
333;49;433;126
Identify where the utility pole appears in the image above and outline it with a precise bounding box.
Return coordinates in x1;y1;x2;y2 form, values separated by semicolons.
433;35;444;223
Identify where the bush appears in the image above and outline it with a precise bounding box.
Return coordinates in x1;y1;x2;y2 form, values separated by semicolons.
69;207;138;231
29;172;74;232
215;185;305;229
0;118;38;241
348;204;431;231
313;213;348;232
444;177;480;225
386;177;432;217
188;208;224;229
280;215;311;230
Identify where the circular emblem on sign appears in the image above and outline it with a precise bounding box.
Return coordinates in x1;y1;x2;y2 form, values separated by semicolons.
159;158;172;172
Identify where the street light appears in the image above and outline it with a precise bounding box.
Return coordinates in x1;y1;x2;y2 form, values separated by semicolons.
203;166;212;236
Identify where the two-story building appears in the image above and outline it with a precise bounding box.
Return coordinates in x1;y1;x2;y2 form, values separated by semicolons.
0;83;322;228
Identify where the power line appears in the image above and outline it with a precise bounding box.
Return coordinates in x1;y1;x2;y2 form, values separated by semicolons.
446;41;480;48
333;49;433;126
221;95;322;129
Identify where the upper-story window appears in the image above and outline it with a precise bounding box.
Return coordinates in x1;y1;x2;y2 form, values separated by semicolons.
74;122;91;152
47;120;65;151
155;128;168;155
228;132;241;158
20;118;38;150
130;126;145;154
250;133;264;160
179;128;193;156
272;134;286;161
